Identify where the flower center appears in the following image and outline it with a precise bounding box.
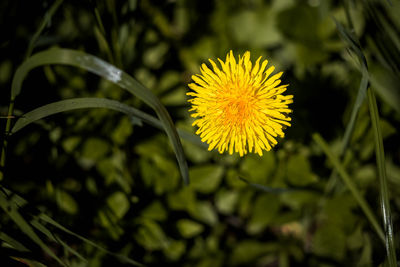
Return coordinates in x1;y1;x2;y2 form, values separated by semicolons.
219;87;255;128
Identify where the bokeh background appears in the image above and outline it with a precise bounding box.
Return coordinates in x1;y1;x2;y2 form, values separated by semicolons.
1;0;400;266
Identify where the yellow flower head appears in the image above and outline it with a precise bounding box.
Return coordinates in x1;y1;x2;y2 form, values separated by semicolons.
187;51;293;156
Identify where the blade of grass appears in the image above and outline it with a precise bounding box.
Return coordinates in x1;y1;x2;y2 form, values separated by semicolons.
367;87;397;266
340;65;369;155
312;133;385;242
38;214;144;266
10;48;189;185
9;97;204;148
0;232;30;253
0;0;63;181
1;187;144;266
324;19;370;194
25;0;64;59
11;98;159;134
238;176;298;194
30;219;87;263
334;9;397;265
0;189;68;267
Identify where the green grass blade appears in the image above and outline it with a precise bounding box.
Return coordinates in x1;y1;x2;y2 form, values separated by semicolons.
333;18;370;155
38;214;144;266
10;97;204;148
312;133;385;242
0;232;30;253
11;98;159;134
340;65;369;155
1;0;63;181
0;190;68;267
238;176;296;194
367;88;397;266
11;48;189;185
25;0;64;59
332;18;367;67
30;219;87;263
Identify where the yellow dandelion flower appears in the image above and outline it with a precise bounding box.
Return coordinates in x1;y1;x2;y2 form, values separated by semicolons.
187;50;293;156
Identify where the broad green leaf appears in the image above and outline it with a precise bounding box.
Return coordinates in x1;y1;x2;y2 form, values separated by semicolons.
240;152;275;184
215;189;239;215
280;191;320;210
167;187;196;211
81;138;110;162
247;194;280;234
140;201;167;221
111;116;133;145
229;240;277;266
189;165;224;194
107;191;130;219
277;5;320;44
313;224;346;261
286;154;318;186
323;194;357;232
229;7;281;47
56;189;78;215
134;219;168;250
163;239;186;261
188;201;218;226
177;219;204;238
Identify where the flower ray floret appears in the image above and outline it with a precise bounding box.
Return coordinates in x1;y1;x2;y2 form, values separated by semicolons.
187;51;293;156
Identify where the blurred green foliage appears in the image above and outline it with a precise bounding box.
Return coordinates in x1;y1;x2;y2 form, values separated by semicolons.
1;0;400;266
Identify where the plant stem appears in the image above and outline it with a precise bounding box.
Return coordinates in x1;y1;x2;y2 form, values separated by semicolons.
367;87;397;267
313;133;385;242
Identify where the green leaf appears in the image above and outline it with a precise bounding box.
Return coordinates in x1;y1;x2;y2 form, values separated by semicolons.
229;6;281;47
188;201;218;226
107;191;130;219
111;116;133;145
215;189;239;215
280;191;320;210
167;187;196;211
189;165;224;194
11;48;189;184
229;240;277;266
163;239;186;261
277;5;320;44
56;189;78;215
134;219;168;250
313;224;346;261
81;138;110;162
140;201;167;221
247;194;280;234
177;219;204;238
240;153;275;184
286;154;317;186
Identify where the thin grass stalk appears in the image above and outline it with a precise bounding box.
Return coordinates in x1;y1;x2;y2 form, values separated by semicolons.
313;133;385;242
367;87;397;266
0;0;63;181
